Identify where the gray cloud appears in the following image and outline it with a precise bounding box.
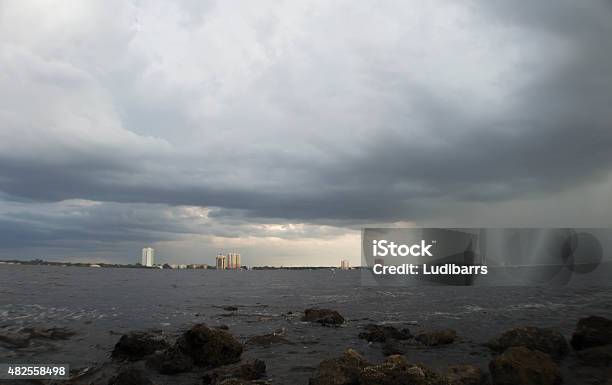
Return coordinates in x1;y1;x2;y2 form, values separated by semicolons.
0;0;611;262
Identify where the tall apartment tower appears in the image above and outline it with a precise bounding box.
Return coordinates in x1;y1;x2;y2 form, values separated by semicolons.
216;254;227;270
226;253;241;269
141;247;155;267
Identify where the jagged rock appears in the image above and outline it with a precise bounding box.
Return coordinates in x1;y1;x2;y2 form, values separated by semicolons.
359;355;448;385
489;346;561;385
246;333;291;347
309;348;369;385
415;329;457;346
108;365;153;385
176;323;243;367
358;324;412;343
111;331;169;361
303;308;345;326
571;316;612;350
576;344;612;367
487;326;569;360
202;359;266;384
309;349;447;385
146;346;194;374
446;364;488;385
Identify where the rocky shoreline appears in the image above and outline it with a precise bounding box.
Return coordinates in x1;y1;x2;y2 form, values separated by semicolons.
2;309;607;385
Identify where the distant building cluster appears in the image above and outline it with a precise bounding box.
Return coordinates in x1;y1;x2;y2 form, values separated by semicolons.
216;252;241;270
141;247;154;267
340;259;350;269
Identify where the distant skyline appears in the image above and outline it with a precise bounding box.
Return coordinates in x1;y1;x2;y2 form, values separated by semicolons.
1;1;612;266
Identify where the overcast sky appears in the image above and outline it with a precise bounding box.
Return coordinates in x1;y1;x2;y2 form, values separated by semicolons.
1;0;611;266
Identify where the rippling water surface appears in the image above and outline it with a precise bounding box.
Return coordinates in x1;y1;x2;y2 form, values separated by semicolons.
1;265;611;384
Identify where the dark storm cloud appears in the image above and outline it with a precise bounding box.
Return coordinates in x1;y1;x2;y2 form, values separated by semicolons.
1;0;612;259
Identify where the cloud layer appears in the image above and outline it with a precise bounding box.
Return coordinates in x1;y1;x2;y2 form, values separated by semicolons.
1;0;611;264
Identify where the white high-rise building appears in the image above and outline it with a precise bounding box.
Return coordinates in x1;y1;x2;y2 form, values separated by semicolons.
141;247;155;267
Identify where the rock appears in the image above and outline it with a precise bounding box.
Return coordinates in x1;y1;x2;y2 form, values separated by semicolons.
202;359;266;384
216;325;230;330
489;346;561;385
446;364;488;385
146;346;193;374
223;306;239;311
111;331;169;361
576;344;612;367
176;323;243;367
358;324;412;343
22;327;76;340
309;348;369;385
415;329;457;346
0;330;30;348
0;326;76;349
309;349;448;385
108;365;153;385
359;355;448;385
246;333;291;347
381;339;413;356
571;316;612;350
487;326;569;360
303;308;345;326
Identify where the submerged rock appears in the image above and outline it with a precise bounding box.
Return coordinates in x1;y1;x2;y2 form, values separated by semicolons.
111;331;169;361
487;326;568;360
176;323;243;367
309;348;369;385
303;308;345;326
358;324;412;343
246;333;291;347
446;364;488;385
108;365;153;385
415;329;457;346
0;326;76;349
489;346;561;385
202;359;266;384
571;315;612;350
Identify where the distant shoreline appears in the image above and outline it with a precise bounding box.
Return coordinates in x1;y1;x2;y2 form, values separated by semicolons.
0;259;359;270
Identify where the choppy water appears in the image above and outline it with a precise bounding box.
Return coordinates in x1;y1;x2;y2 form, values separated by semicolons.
1;265;611;384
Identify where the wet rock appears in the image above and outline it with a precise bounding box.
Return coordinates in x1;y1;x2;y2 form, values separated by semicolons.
358;324;412;343
381;339;413;356
487;326;569;360
111;331;169;361
0;330;30;348
0;326;76;349
177;323;243;367
446;364;488;385
202;359;266;384
303;308;345;326
489;346;561;385
359;355;448;385
576;344;612;367
415;329;457;346
146;346;194;374
309;348;369;385
108;365;153;385
223;306;239;311
246;333;291;347
22;326;76;340
571;316;612;350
